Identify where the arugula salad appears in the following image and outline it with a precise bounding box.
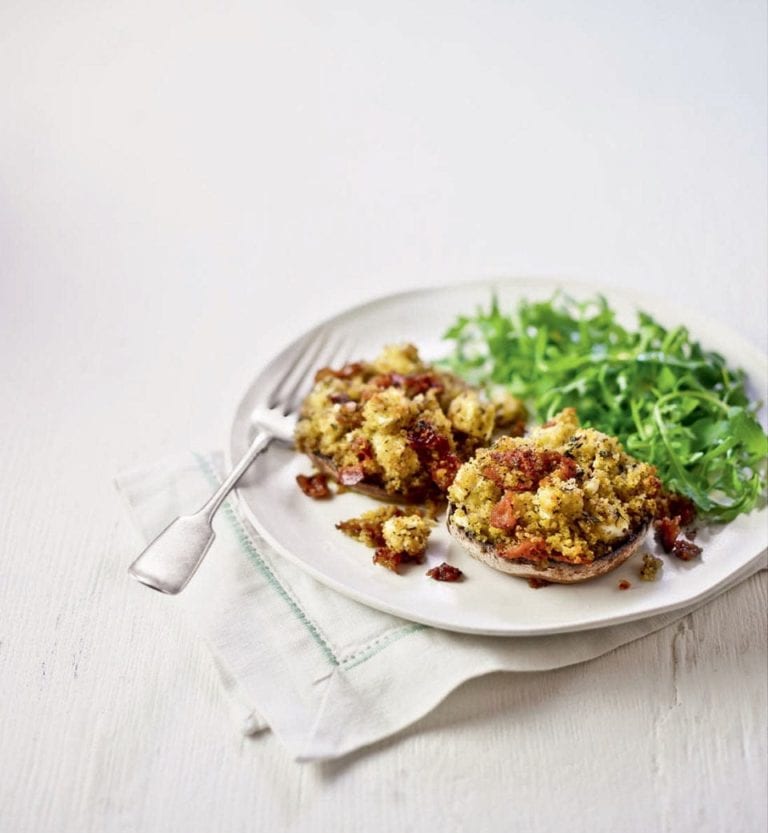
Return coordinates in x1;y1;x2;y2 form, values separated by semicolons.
442;293;767;523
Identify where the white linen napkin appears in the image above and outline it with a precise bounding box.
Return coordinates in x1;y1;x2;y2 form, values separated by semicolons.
115;452;767;763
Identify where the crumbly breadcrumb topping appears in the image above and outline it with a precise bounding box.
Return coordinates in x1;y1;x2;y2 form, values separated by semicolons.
295;344;525;500
447;408;660;565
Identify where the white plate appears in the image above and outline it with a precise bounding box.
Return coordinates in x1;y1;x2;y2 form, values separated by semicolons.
229;279;767;635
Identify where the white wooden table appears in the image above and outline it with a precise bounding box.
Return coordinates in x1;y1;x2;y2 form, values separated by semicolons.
1;3;766;831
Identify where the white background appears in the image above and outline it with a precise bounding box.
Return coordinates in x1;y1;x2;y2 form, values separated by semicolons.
1;2;766;832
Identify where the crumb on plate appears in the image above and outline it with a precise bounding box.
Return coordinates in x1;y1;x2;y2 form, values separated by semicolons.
639;553;663;581
426;562;464;582
337;505;436;574
296;472;331;499
671;538;702;561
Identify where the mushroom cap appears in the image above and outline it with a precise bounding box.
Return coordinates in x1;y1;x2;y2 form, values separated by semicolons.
446;505;648;584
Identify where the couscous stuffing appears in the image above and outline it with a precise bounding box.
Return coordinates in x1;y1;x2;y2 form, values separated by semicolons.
295;344;526;500
447;408;661;565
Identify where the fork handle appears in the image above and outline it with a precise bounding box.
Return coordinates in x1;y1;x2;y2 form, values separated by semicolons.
200;430;273;522
128;430;273;594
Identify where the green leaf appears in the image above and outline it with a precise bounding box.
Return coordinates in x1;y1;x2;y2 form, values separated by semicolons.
729;410;768;457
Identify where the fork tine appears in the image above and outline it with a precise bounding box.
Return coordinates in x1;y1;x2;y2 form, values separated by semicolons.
268;329;350;413
280;334;352;414
281;334;353;414
266;328;330;409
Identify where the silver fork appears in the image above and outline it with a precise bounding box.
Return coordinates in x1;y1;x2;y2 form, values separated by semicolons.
128;328;348;595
